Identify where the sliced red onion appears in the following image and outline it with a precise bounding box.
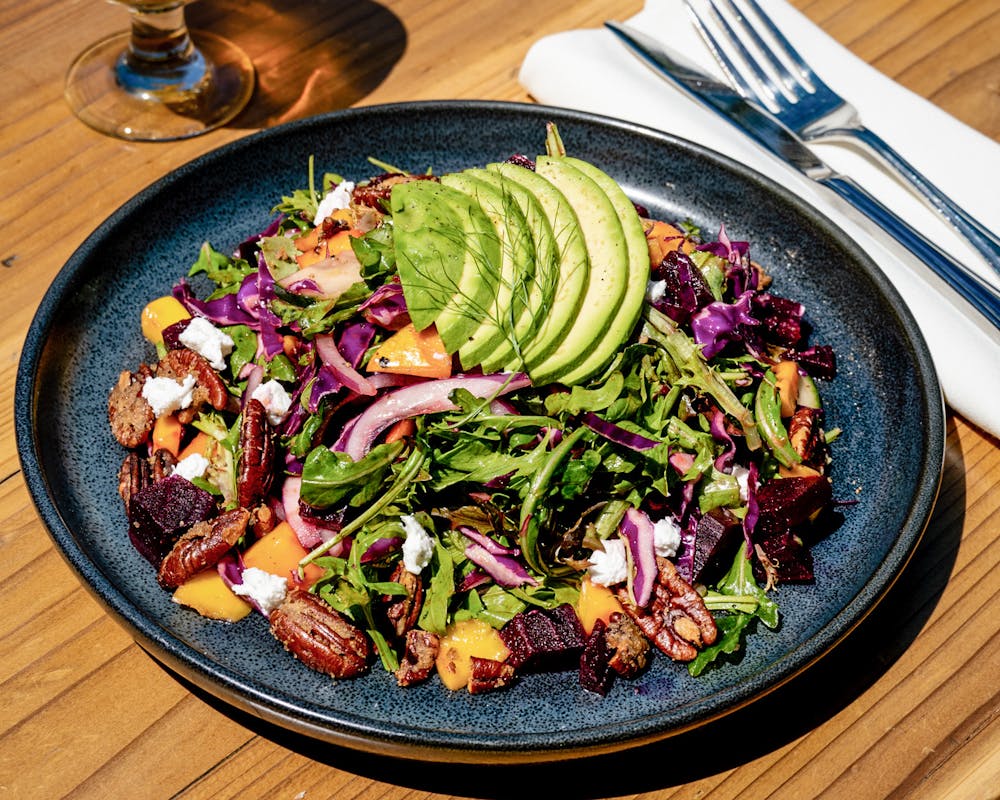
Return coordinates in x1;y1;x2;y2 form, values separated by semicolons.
582;412;661;451
458;525;520;557
360;536;403;563
620;507;657;608
459;568;493;592
335;373;531;461
315;332;376;396
281;476;345;551
464;542;539;588
359;281;411;330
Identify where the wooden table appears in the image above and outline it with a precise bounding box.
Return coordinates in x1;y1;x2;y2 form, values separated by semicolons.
2;1;998;797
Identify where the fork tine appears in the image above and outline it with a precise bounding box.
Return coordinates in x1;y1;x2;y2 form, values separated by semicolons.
739;0;821;92
685;0;785;112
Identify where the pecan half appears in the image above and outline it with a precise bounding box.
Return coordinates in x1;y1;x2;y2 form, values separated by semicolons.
468;657;516;694
616;557;717;662
788;406;825;466
117;449;178;513
237;399;275;508
157;507;250;588
156;348;230;424
269;588;370;679
394;629;440;687
604;612;651;678
383;562;424;642
108;368;155;448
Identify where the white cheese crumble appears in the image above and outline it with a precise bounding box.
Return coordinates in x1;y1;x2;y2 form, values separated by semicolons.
232;567;288;615
141;374;196;418
646;278;667;305
313;180;356;226
400;514;434;575
588;538;628;587
172;452;209;482
178;316;234;371
250;379;293;426
731;464;751;502
653;516;683;558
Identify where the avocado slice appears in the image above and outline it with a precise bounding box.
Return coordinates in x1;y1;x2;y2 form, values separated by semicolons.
554;156;650;385
528;156;629;385
391;180;501;353
486;161;589;375
439;170;537;371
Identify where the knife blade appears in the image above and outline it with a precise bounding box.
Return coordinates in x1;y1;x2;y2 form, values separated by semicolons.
605;20;1000;332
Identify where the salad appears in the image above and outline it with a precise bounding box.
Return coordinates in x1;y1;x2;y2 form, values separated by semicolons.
108;125;839;696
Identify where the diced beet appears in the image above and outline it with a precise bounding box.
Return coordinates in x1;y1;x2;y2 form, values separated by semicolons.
752;532;815;584
650;250;713;324
579;619;616;696
754;476;832;538
500;604;586;671
789;344;837;380
160;318;192;351
127;473;217;566
692;506;743;583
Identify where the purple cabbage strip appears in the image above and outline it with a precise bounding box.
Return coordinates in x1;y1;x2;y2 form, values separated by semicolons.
741;461;760;555
359;281;411;330
173;279;256;326
690;290;758;359
709;410;736;471
620;508;657;607
339;321;376;367
581;412;661;452
315;332;376;396
252;258;286;359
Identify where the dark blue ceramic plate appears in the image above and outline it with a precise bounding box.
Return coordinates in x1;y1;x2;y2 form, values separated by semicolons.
15;101;944;763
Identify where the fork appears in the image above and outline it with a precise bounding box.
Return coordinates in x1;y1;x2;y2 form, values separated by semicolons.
685;0;1000;278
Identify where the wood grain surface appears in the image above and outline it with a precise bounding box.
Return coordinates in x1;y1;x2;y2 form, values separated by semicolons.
2;1;998;798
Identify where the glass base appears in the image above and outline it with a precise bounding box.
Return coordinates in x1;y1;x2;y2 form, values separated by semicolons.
65;30;254;142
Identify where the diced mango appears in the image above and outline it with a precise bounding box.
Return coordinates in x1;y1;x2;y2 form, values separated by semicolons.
152;413;184;457
366;322;452;379
242;521;325;588
172;569;252;621
294;224;363;267
576;575;625;635
644;219;692;266
141;296;191;346
773;359;800;418
435;618;510;691
177;431;212;461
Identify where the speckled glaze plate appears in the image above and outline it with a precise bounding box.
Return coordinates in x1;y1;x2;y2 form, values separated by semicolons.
15;101;944;763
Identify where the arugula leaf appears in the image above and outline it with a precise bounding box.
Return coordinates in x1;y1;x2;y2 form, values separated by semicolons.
300;440;406;509
188;242;253;293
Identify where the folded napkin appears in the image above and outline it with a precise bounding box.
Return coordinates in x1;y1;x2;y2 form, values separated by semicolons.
520;0;1000;439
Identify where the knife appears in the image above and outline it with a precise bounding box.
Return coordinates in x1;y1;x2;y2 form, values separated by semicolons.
605;20;1000;332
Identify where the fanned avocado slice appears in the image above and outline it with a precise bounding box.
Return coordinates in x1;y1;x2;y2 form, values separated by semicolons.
528;156;630;385
554;156;650;385
391;180;501;353
486;161;588;376
439;170;536;371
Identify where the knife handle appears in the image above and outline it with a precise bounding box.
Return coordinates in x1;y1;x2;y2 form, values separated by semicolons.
820;174;1000;331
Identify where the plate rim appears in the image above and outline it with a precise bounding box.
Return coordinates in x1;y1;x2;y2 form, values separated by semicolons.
14;99;945;763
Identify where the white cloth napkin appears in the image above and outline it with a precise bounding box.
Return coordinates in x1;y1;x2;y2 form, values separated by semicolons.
520;0;1000;439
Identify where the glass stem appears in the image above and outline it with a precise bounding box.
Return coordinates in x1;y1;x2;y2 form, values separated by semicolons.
116;2;208;96
125;4;194;66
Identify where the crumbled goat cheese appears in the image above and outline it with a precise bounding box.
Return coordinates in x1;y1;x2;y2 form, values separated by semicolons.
173;453;209;482
588;538;628;586
232;567;287;615
401;514;434;575
141;374;197;417
313;180;356;226
653;516;683;558
250;379;293;426
731;464;750;502
646;278;667;305
178;316;234;371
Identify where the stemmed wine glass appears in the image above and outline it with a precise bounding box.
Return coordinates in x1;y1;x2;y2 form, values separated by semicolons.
65;1;255;141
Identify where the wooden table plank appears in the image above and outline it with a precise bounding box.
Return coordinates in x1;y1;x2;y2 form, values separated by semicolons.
1;1;998;798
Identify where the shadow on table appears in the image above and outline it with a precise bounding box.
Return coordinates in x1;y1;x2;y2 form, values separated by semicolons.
174;418;964;797
187;0;406;129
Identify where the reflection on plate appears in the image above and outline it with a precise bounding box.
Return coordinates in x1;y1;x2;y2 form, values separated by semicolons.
15;101;943;763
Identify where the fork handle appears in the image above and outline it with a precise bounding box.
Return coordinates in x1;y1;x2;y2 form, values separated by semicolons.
825;124;1000;277
820;173;1000;331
